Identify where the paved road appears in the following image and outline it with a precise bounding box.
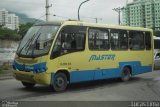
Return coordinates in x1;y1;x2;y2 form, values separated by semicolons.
0;70;160;101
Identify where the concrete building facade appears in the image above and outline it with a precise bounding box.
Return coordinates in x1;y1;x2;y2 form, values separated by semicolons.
5;14;19;30
0;9;19;30
122;0;160;31
0;9;8;26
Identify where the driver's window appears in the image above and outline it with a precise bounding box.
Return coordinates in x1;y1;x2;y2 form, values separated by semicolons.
51;26;86;59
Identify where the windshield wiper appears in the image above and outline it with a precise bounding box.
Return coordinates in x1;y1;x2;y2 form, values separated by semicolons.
18;34;35;56
31;33;41;58
25;33;39;56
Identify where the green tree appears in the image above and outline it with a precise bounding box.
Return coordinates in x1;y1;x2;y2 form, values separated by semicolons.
18;22;33;37
0;27;21;40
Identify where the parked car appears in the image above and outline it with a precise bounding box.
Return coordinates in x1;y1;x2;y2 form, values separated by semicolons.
154;50;160;69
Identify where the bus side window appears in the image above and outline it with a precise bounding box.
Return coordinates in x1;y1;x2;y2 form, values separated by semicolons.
129;31;145;50
110;29;128;50
51;26;86;59
145;32;151;50
110;31;119;50
89;28;109;50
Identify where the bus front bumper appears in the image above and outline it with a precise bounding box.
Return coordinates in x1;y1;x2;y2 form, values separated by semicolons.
13;71;51;85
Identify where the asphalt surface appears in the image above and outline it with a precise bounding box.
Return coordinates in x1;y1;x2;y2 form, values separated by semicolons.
0;70;160;101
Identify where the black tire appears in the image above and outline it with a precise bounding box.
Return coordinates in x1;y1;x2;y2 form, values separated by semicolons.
51;72;68;92
21;81;35;88
121;67;131;82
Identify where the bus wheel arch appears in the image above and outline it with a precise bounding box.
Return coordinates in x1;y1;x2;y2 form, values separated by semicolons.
56;70;70;83
51;70;70;91
120;66;132;82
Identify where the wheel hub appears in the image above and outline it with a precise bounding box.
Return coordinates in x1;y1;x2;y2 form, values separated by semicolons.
56;77;64;87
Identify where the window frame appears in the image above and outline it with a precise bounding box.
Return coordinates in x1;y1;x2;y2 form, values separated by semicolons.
50;25;87;59
88;27;110;51
110;29;129;51
145;31;152;50
129;30;145;51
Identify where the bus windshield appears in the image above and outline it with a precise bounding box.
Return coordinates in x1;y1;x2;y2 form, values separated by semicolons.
17;25;59;57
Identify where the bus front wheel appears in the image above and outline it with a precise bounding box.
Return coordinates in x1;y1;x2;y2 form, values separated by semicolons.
52;72;68;91
21;81;35;88
121;67;131;82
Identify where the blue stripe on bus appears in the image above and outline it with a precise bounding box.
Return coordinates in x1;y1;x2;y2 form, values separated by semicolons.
22;61;152;84
13;60;47;73
51;73;55;85
69;61;152;83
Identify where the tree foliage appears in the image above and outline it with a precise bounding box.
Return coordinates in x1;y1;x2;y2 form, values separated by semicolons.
18;22;33;37
0;22;33;40
0;27;20;40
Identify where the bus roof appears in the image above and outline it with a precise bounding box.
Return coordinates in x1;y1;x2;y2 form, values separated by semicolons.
35;20;153;32
34;20;64;26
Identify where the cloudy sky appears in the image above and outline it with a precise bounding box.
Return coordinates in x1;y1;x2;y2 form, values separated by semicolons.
0;0;133;24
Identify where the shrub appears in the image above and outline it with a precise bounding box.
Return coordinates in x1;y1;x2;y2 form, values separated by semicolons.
0;66;4;74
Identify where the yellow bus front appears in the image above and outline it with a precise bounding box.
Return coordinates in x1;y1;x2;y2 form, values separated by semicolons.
12;22;62;86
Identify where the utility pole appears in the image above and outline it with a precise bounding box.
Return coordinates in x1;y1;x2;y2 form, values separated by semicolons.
45;0;52;22
95;18;98;23
112;7;121;25
94;18;102;23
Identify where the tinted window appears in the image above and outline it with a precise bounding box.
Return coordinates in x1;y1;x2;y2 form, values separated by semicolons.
110;30;128;50
145;32;151;50
89;28;109;50
154;39;160;49
51;26;86;59
129;31;145;50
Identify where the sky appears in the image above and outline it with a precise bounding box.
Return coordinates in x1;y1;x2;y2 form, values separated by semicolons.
0;0;133;25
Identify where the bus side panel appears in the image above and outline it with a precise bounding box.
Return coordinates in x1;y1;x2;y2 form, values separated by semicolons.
69;60;153;84
95;68;119;80
68;51;153;83
70;70;94;83
119;61;152;75
69;68;119;83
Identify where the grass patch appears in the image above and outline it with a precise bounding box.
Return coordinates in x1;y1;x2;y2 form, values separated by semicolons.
0;62;13;75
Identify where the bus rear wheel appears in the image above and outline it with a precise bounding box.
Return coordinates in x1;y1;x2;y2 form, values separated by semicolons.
21;81;35;88
121;67;131;82
52;72;68;92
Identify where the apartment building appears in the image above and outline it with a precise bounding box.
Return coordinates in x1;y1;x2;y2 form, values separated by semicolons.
0;9;19;30
0;9;8;26
122;0;160;31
